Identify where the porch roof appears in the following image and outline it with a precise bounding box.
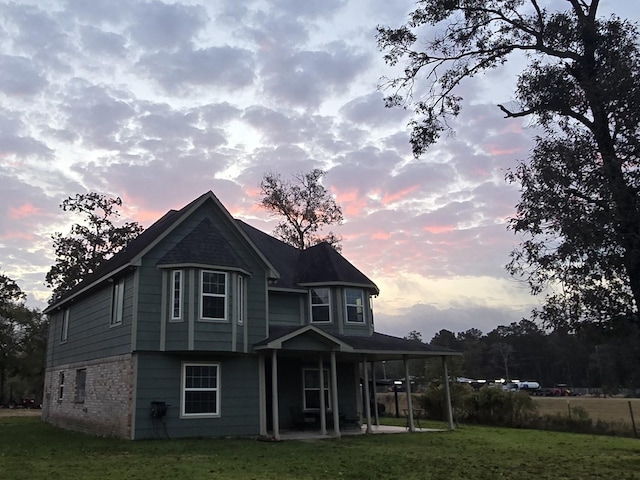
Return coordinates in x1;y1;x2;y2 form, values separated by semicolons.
254;325;462;360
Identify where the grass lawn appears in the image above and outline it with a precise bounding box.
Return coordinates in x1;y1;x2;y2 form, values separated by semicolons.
1;416;639;480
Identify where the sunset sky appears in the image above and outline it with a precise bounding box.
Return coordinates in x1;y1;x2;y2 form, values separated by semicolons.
1;0;637;340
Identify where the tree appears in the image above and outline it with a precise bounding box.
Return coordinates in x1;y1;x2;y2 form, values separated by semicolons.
259;169;343;251
377;1;640;326
0;273;45;404
46;193;143;301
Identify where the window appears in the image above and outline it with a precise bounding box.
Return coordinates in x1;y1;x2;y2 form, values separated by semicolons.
345;288;365;323
237;276;244;325
111;278;125;326
171;270;182;320
310;288;331;323
74;369;86;403
201;271;226;321
303;368;331;411
60;308;69;342
182;363;220;417
58;372;65;401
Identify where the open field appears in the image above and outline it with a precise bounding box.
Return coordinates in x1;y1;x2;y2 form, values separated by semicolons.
0;408;41;417
533;397;640;427
1;416;639;480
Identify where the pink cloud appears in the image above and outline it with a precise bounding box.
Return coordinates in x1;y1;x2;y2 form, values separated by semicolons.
381;185;420;206
423;225;456;234
9;203;41;219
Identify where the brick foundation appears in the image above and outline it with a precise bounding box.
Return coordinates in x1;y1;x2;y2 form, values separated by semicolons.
42;354;135;439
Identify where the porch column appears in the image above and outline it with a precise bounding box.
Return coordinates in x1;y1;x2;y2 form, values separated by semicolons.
271;350;280;440
403;355;415;432
318;356;327;435
370;360;379;427
362;357;372;433
330;351;340;437
258;354;267;436
442;356;455;431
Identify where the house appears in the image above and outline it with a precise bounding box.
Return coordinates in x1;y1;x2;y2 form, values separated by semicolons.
42;191;461;439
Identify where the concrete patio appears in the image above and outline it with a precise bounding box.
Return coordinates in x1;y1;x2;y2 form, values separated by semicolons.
272;424;447;441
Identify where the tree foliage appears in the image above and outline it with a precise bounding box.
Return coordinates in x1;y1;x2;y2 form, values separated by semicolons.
377;1;640;326
259;169;344;251
46;193;143;302
0;273;47;404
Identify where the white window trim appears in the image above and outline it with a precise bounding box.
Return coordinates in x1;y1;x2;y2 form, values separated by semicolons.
181;362;221;418
171;270;183;320
60;308;69;343
302;368;331;411
200;270;228;321
344;288;366;324
309;287;332;324
110;278;125;326
237;276;244;325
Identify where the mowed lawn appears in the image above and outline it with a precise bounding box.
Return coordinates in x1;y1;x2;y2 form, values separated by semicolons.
1;416;640;480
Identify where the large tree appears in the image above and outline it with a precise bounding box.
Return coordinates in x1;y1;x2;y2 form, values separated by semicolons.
46;193;143;301
259;169;344;251
0;273;46;404
377;1;640;326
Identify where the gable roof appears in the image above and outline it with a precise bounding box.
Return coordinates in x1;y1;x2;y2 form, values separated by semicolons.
255;325;461;359
45;191;277;313
45;191;379;313
157;217;250;272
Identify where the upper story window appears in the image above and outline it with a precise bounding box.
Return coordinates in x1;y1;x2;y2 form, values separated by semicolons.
345;288;365;324
60;308;69;343
201;270;227;321
171;270;183;320
237;276;245;325
111;278;125;326
310;287;331;323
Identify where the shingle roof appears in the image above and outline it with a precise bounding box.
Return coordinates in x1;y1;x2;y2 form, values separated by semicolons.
158;217;250;272
236;220;379;294
46;191;378;312
255;325;461;358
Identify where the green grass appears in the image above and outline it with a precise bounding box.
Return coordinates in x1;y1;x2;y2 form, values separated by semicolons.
1;416;639;479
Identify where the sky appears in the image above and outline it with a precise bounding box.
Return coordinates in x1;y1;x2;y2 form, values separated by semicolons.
0;0;637;341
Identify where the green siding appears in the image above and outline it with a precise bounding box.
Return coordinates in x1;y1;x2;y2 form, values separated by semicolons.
134;352;261;439
133;201;269;353
268;292;303;326
46;273;134;366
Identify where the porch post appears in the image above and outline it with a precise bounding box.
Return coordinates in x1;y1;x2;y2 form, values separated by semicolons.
403;355;415;432
370;360;379;427
258;354;267;436
442;356;455;431
271;350;280;440
362;357;372;433
330;351;340;437
318;356;327;435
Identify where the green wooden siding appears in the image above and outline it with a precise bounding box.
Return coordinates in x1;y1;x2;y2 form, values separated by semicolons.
134;352;261;439
47;273;134;366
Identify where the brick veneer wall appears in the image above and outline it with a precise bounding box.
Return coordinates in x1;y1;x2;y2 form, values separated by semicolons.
42;353;135;439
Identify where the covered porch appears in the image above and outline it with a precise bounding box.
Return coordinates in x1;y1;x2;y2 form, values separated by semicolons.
254;325;462;440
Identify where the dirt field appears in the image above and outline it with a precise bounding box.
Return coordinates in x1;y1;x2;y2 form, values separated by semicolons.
377;393;640;428
533;396;640;427
0;408;41;417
